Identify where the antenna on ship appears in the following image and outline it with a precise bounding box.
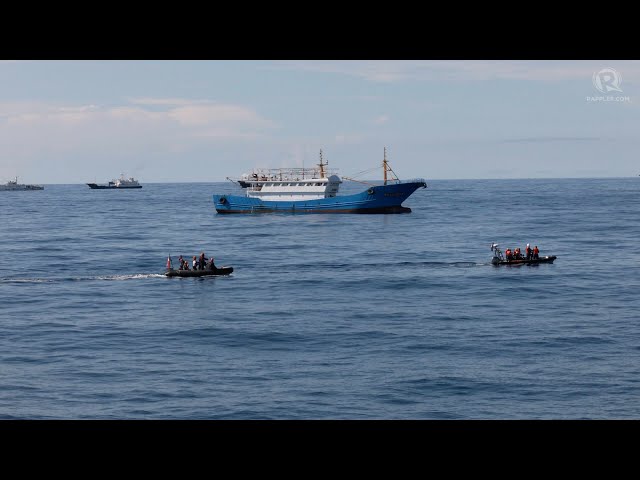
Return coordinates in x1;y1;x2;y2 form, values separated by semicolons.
318;149;326;178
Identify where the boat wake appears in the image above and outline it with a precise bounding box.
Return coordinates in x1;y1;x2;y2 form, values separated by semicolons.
260;260;490;273
377;260;487;269
0;278;57;284
88;273;167;281
0;273;166;284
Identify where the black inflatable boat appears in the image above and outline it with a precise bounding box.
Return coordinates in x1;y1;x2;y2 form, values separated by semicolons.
490;243;556;266
491;256;556;266
165;266;234;277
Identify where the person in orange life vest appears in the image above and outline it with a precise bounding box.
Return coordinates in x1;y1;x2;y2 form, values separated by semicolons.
514;247;521;259
525;244;531;260
533;246;539;259
505;248;512;260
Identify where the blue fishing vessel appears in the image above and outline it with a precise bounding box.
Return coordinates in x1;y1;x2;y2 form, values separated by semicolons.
213;149;427;214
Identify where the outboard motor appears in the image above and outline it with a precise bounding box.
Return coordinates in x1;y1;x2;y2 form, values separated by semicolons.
490;243;503;265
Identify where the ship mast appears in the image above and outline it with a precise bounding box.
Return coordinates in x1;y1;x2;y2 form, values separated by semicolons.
382;147;399;185
383;147;388;185
318;149;326;178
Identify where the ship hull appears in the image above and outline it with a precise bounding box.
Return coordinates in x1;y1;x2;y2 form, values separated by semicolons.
213;181;427;214
491;256;557;266
87;183;142;189
165;267;233;277
0;186;44;191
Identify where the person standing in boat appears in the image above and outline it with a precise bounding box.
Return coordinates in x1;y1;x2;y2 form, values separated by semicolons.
192;256;198;270
533;246;539;259
525;244;531;260
505;248;512;261
199;252;206;271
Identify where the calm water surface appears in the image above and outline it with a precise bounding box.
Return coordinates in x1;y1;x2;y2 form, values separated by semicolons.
1;178;639;419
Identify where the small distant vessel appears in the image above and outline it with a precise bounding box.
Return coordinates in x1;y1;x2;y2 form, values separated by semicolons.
87;174;142;189
165;266;234;277
490;243;556;266
214;148;427;214
0;177;44;191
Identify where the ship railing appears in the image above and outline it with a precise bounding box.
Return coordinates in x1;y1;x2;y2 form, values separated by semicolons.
245;167;340;181
380;177;427;185
397;177;427;185
389;178;427;187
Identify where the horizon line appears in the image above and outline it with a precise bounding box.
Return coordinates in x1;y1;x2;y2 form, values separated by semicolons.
19;175;640;185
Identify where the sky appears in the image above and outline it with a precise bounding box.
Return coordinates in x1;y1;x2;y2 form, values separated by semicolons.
0;60;638;184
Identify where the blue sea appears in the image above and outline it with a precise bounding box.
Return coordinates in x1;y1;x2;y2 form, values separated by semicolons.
1;178;639;419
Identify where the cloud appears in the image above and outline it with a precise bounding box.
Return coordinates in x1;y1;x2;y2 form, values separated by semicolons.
168;104;275;130
0;98;278;183
501;136;604;144
334;133;367;145
269;60;640;84
127;97;205;107
0;99;276;151
372;114;389;125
